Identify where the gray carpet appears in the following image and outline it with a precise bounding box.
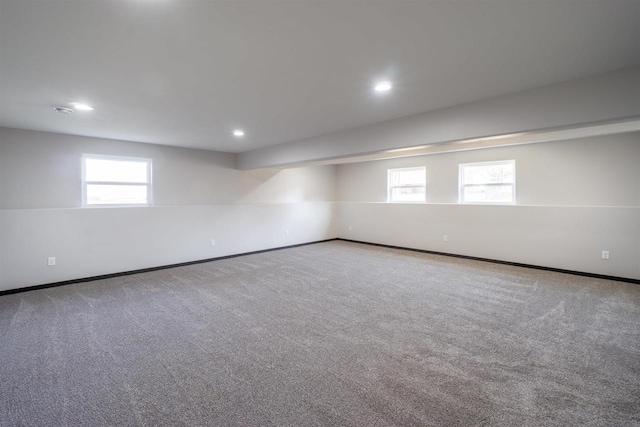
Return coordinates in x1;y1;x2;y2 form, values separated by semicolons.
1;240;639;426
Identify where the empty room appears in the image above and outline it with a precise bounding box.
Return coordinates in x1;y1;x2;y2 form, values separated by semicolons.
1;1;639;426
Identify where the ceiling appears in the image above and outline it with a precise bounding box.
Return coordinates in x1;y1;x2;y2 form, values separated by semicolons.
1;1;640;153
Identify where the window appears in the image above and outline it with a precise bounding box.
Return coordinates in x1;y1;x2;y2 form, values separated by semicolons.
388;167;426;202
82;155;152;206
459;160;515;204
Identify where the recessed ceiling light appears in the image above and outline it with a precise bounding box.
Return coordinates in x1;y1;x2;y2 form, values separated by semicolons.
53;106;74;114
374;81;393;92
233;129;245;137
70;102;94;111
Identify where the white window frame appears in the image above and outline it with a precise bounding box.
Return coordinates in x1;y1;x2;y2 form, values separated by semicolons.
81;154;153;207
387;166;426;203
458;159;515;205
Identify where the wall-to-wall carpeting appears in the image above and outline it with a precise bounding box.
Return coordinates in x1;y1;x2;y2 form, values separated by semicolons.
1;241;638;426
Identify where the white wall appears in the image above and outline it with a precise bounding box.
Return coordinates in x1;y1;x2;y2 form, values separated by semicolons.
0;128;338;291
336;133;640;280
2;127;638;290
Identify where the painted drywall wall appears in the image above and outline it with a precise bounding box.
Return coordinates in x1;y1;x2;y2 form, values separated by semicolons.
0;128;337;209
336;133;640;279
2;127;638;289
337;133;640;206
238;66;640;169
0;128;337;291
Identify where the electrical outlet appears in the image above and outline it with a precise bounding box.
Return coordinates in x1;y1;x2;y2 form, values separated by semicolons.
443;235;448;242
348;225;353;231
210;239;216;246
285;230;290;236
601;250;610;260
47;257;56;266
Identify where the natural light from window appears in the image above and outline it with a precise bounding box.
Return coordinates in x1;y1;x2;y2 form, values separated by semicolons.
459;160;515;204
388;167;426;202
82;155;152;206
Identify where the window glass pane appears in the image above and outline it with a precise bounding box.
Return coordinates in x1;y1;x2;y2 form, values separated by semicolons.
388;167;426;202
462;163;514;185
463;184;513;203
86;184;148;205
85;158;148;183
391;186;425;202
390;168;425;187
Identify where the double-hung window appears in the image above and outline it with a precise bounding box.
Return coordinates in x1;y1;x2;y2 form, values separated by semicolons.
458;160;515;204
387;167;426;202
82;154;152;206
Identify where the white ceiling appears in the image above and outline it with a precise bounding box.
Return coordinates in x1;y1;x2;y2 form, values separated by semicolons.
1;0;639;153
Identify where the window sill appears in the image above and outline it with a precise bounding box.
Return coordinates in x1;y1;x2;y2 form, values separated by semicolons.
81;204;151;208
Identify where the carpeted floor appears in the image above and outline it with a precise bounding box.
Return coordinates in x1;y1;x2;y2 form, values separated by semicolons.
1;240;639;426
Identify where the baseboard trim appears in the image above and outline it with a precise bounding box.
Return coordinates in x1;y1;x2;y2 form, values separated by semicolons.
3;237;637;296
337;238;640;285
0;239;339;297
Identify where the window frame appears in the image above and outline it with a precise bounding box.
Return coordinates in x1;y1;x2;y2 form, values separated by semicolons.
387;166;427;203
81;154;153;207
458;159;516;205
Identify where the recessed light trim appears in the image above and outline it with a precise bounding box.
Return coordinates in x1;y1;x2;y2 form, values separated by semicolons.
374;81;393;92
71;102;94;111
233;129;245;137
53;106;74;114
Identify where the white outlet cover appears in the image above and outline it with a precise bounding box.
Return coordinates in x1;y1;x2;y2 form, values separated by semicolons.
601;251;610;260
210;239;216;246
47;257;56;266
443;235;448;241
